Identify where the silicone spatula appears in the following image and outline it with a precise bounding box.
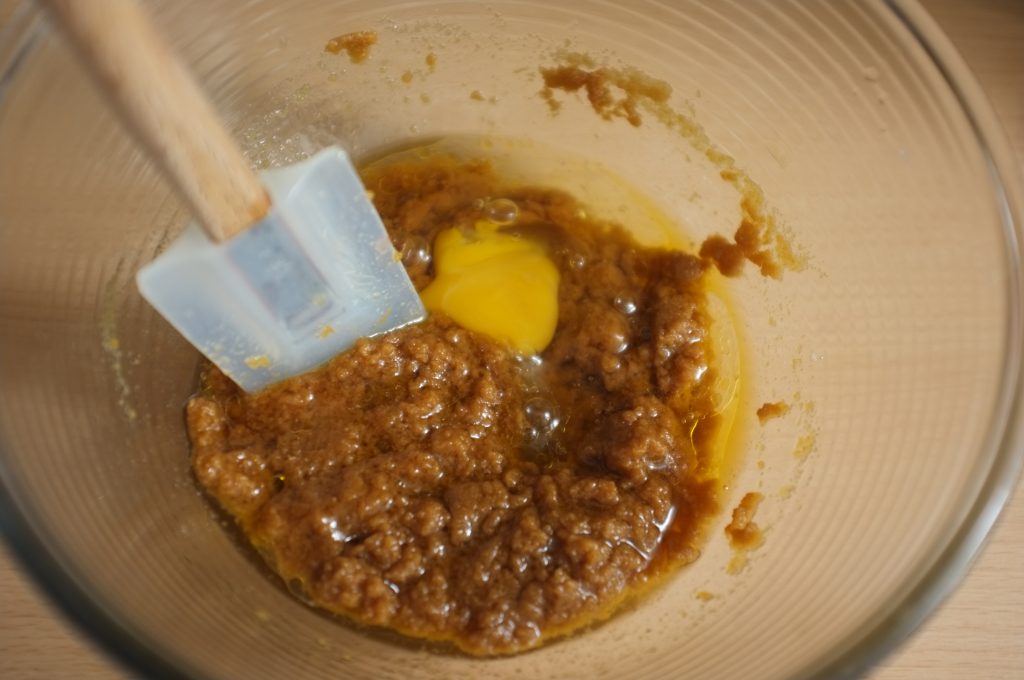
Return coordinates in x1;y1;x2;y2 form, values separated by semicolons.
42;0;425;392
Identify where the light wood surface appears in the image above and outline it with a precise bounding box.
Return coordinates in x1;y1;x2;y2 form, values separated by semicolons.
41;0;269;241
1;1;1022;678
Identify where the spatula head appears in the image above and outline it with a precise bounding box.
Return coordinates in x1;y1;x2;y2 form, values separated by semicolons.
137;147;425;392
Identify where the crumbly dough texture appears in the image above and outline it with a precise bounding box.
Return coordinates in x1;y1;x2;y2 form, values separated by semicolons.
187;156;722;654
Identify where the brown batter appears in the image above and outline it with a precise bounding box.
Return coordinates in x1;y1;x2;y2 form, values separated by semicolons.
725;492;764;550
187;155;726;655
324;30;377;63
756;401;790;424
540;52;804;280
540;55;671;127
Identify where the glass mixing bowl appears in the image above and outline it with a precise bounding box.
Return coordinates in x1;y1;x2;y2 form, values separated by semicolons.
1;1;1022;679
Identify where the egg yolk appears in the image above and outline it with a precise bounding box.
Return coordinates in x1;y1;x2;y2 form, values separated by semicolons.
420;220;559;354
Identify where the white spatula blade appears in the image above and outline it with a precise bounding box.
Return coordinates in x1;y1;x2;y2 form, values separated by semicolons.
137;147;425;392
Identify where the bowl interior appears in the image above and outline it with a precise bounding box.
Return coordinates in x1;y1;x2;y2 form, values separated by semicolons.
0;2;1018;679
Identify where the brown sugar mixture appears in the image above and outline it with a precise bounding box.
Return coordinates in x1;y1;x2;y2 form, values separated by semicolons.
724;492;764;550
756;401;790;424
324;30;377;63
540;52;804;280
187;154;731;655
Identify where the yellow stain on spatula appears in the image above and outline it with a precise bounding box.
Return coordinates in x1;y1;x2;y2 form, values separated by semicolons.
420;220;559;354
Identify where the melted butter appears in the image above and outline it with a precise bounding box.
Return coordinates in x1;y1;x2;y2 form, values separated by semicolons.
420;219;560;354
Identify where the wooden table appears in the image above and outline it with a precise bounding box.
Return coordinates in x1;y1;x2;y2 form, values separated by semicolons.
1;1;1022;678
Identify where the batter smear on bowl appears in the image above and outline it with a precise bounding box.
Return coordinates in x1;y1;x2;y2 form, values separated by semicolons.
187;149;750;655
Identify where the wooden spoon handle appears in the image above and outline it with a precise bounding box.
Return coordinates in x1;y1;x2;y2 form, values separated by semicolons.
41;0;269;242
